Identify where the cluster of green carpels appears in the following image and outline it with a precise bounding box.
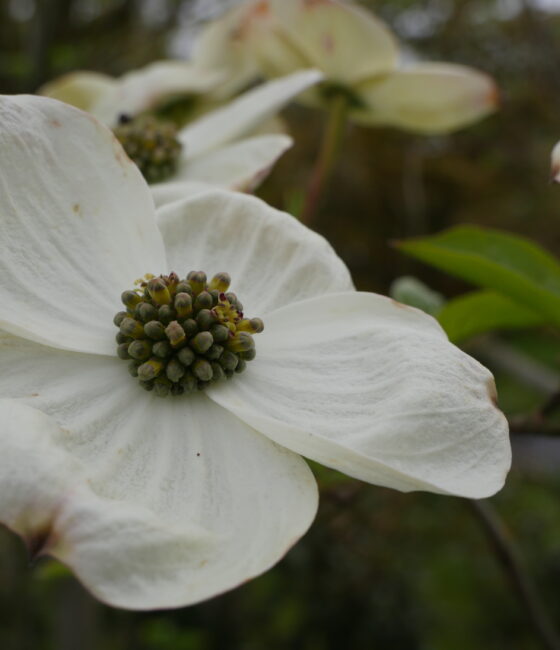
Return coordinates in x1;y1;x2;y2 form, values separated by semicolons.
113;114;183;183
113;271;263;397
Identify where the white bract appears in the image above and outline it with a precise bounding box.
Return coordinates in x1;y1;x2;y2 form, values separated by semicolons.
0;95;510;610
41;65;323;194
195;0;498;134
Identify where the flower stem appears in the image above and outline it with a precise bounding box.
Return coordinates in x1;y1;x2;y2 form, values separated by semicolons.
467;499;560;650
300;93;348;226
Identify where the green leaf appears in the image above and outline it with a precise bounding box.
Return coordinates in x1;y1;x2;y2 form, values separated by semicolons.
396;226;560;325
390;276;445;315
437;290;546;342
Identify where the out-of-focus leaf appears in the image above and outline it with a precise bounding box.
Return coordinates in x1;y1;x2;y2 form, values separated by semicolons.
390;275;445;315
396;226;560;325
438;290;546;342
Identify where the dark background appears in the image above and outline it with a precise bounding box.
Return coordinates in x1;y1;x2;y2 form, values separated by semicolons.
2;1;560;648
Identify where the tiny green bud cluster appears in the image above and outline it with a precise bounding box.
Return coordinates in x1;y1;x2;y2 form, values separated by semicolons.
114;272;264;397
113;114;182;184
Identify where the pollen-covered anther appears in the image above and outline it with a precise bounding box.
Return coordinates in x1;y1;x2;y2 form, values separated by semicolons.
113;114;183;184
113;272;264;397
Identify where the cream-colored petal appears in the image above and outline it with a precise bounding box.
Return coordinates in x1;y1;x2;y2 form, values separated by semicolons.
208;292;511;498
355;63;498;134
261;0;399;84
0;337;318;610
551;140;560;183
38;71;117;112
169;134;292;191
0;94;166;355
91;61;225;125
179;70;322;158
151;180;218;210
192;1;262;98
156;189;353;315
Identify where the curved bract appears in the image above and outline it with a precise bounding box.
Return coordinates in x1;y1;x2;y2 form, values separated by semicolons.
0;95;510;610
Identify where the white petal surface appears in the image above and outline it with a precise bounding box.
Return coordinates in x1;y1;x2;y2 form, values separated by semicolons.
208;292;511;498
171;134;292;191
91;61;224;126
355;63;498;134
0;335;318;610
179;70;322;158
0;95;166;355
260;0;399;84
151;180;219;210
192;1;262;98
156;189;354;315
39;71;117;112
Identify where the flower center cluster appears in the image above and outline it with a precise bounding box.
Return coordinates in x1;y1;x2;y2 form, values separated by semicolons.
114;272;264;397
113;114;182;184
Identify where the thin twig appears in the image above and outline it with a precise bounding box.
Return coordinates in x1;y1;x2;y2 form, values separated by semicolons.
467;499;560;650
300;93;348;226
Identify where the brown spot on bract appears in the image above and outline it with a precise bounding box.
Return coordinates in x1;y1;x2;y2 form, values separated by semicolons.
72;203;81;215
322;33;335;54
50;119;62;128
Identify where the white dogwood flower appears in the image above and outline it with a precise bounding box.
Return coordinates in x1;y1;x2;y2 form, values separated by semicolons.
195;0;498;134
42;65;323;194
0;95;510;610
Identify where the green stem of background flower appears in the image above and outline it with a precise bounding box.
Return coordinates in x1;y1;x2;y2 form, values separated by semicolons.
467;499;560;650
300;93;348;227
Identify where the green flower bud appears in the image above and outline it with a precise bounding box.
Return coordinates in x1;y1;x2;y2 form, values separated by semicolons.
135;302;158;323
144;320;166;340
210;362;225;381
194;291;213;311
158;304;176;325
166;358;185;383
120;317;144;339
113;311;128;327
138;358;164;381
206;344;224;360
174;292;193;317
210;323;229;342
148;278;171;305
190;331;213;354
192;359;213;382
152;341;172;358
128;339;152;361
117;342;131;360
182;318;198;337
121;290;142;310
218;350;239;371
209;272;231;293
116;332;129;344
196;309;216;331
227;332;254;353
179;371;197;393
165;320;186;347
187;271;206;295
178;347;195;366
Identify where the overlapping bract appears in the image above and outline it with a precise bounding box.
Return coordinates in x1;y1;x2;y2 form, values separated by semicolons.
194;0;498;134
0;95;510;610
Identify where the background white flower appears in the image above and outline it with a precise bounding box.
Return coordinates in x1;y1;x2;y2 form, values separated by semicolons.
0;95;510;610
42;65;323;196
194;0;498;134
